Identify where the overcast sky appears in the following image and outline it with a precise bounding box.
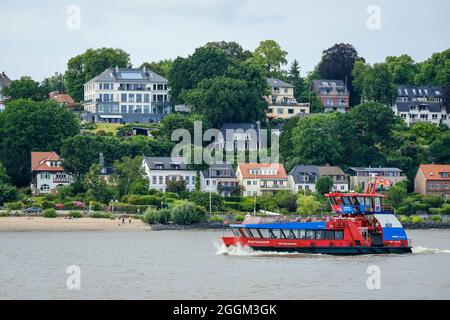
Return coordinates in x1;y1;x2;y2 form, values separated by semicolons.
1;0;449;81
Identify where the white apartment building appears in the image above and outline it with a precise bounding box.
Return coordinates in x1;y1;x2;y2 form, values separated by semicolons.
0;71;12;112
142;157;197;192
200;164;239;197
393;85;449;127
236;163;289;196
83;67;172;123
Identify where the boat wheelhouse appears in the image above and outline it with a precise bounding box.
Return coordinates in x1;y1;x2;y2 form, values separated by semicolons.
222;177;412;255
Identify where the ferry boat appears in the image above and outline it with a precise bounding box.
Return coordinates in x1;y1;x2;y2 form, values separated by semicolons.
222;178;412;255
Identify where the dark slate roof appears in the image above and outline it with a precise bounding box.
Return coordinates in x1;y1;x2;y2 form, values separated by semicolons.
396;85;443;99
143;157;190;170
100;167;114;176
86;68;168;84
289;165;319;184
202;164;236;179
0;72;12;87
348;167;403;173
267;78;294;88
395;102;443;113
311;80;348;90
317;166;346;177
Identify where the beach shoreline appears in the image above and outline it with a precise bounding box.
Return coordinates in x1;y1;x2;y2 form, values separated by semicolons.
0;217;151;232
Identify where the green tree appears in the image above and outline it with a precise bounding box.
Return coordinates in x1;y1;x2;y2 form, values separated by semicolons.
360;63;397;105
316;176;334;195
317;43;364;107
41;72;66;94
385;55;418;85
187;191;225;212
205;41;253;61
140;59;173;78
65;48;131;102
83;164;113;204
0;99;79;186
112;156;149;197
171;201;208;225
3;76;44;101
288;60;305;101
167;179;187;195
387;182;407;209
252;40;288;76
296;194;321;215
274;191;298;212
182;76;268;127
0;162;17;205
415;48;450;85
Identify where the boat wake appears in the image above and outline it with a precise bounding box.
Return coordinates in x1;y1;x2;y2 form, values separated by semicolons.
412;246;450;255
215;243;320;258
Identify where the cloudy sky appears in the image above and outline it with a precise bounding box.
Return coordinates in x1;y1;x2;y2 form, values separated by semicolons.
1;0;449;81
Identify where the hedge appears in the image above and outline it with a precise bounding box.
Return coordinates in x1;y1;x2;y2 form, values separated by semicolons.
43;209;57;218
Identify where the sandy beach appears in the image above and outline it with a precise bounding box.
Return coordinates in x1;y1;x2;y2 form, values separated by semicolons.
0;217;151;232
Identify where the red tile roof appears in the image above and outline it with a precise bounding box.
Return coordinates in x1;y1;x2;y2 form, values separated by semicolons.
31;152;64;172
419;164;450;181
49;92;75;106
238;163;287;179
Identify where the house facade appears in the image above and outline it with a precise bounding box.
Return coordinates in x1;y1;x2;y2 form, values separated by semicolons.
31;152;74;195
288;165;349;193
142;157;196;192
236;163;289;196
200;164;239;197
392;85;449;127
83;67;171;123
347;167;406;191
0;71;12;112
217;123;261;152
266;78;310;119
311;80;349;113
414;164;450;198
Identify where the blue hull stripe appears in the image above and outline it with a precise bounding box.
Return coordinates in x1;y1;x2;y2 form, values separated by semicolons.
382;227;408;241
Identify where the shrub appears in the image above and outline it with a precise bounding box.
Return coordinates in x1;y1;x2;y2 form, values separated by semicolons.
396;206;410;215
224;196;242;203
399;216;412;223
43;209;57;218
411;216;423;224
68;211;82;218
422;195;445;209
428;208;442;215
430;215;442;222
6;202;23;210
89;201;104;211
127;195;162;207
187;191;225;212
0;212;10;217
143;208;171;225
90;212;112;219
234;214;245;222
41;200;54;209
441;204;450;215
209;215;225;223
171;201;207;225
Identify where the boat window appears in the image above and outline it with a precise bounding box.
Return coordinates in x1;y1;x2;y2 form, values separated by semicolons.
246;229;255;238
285;229;296;239
258;229;271;239
334;197;343;205
342;197;351;205
278;229;287;239
357;197;365;206
241;228;251;238
306;230;315;240
268;229;278;239
232;229;241;237
315;231;325;240
249;229;262;238
298;229;306;239
375;197;381;208
335;231;344;240
329;197;336;205
325;231;335;240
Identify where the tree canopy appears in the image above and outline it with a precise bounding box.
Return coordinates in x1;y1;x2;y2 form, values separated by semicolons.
0;99;79;186
65;48;131;102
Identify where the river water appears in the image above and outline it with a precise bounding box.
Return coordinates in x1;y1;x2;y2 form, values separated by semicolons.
0;229;449;300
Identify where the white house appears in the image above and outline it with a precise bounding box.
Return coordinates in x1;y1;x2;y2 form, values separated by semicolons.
31;152;74;195
236;163;289;196
288;165;349;193
142;157;197;192
0;71;12;112
83;67;172;123
200;164;239;197
392;85;449;127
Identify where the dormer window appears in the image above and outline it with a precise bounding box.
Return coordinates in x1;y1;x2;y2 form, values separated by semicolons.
441;172;449;178
154;163;164;170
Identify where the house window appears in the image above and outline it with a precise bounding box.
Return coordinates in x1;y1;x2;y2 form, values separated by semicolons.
152;176;157;185
159;176;163;184
40;172;50;180
40;184;50;192
288;109;294;114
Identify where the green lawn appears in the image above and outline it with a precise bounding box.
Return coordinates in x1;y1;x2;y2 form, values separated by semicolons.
86;123;124;135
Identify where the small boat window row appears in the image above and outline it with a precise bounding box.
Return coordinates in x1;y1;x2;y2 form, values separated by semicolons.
232;228;344;241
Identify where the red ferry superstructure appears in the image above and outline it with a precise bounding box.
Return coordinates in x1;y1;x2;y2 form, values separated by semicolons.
222;177;412;255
